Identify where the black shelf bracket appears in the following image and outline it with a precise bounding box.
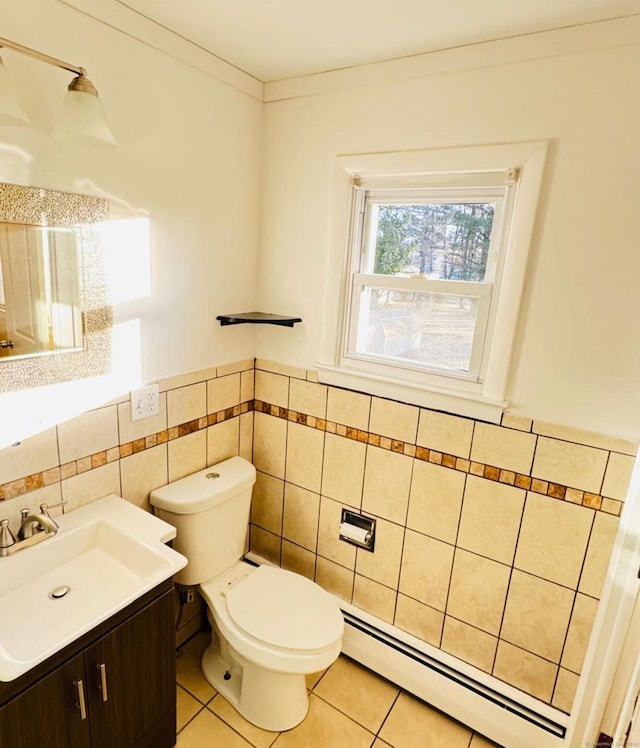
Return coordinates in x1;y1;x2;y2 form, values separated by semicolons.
216;312;302;328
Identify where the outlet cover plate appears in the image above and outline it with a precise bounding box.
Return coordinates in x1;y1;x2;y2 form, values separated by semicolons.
130;384;160;421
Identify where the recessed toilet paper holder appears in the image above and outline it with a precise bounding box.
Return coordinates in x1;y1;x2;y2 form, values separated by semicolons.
339;509;376;552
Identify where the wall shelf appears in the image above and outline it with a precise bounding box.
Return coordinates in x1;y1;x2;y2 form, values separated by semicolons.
216;312;302;328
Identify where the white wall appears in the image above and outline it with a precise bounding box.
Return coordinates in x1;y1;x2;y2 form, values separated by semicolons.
1;0;262;387
256;19;640;439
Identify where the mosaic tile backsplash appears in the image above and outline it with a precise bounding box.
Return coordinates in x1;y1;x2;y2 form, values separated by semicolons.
0;357;636;716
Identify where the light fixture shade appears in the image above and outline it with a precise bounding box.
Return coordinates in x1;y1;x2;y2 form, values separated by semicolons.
53;76;116;147
0;56;29;126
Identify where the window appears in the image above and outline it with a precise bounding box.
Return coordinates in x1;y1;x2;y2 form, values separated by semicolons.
319;143;548;421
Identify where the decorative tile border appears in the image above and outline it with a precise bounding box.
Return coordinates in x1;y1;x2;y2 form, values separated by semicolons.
0;392;625;519
0;401;253;502
253;399;623;517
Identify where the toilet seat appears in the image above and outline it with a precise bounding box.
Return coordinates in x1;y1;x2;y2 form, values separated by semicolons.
200;562;343;674
225;565;344;651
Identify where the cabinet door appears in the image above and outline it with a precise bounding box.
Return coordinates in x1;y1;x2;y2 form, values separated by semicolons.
84;588;176;748
0;653;91;748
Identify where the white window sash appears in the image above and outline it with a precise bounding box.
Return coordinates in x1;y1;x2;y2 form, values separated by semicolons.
346;276;493;380
353;273;492;297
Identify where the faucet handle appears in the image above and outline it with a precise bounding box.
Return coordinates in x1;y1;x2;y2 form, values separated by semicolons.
40;501;67;518
0;519;16;549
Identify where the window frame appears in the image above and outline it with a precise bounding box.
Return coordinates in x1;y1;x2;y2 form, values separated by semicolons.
344;184;511;386
318;142;548;422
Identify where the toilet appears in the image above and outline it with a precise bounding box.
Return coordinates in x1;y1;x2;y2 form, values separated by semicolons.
149;456;344;731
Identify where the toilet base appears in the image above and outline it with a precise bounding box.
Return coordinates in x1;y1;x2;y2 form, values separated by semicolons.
201;629;310;732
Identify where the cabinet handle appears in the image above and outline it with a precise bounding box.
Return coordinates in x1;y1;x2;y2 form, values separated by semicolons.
73;679;87;720
96;663;109;703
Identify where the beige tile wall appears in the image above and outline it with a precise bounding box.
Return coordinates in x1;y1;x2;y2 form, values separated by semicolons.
0;359;255;643
1;355;636;715
248;359;638;715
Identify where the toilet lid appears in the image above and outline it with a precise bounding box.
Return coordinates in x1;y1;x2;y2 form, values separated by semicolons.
225;566;344;651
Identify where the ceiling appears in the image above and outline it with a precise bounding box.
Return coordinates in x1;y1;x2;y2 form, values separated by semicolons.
118;0;640;82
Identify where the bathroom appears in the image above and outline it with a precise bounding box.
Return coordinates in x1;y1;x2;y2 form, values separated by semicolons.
0;1;639;747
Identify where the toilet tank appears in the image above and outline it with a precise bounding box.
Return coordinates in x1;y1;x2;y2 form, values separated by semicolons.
150;456;256;585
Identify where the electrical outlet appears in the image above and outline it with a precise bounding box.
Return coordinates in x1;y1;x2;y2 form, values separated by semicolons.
130;384;160;421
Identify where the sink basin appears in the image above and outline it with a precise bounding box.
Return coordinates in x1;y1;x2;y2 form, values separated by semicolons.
0;495;187;681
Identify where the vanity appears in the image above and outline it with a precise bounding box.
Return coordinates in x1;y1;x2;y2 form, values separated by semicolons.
0;497;187;748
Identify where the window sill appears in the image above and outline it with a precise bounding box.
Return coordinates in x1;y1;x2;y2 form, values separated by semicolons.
316;363;507;423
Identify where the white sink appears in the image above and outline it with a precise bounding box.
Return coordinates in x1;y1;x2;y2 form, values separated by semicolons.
0;495;187;681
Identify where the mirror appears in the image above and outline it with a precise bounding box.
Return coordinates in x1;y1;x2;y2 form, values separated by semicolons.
0;224;84;359
0;182;112;392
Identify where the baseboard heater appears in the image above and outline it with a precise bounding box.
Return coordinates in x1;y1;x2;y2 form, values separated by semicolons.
244;552;569;747
340;606;569;748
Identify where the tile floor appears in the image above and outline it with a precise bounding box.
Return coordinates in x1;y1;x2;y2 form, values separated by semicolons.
176;632;502;748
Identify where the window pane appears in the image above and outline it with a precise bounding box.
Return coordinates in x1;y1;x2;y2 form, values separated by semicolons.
357;289;479;372
371;203;495;282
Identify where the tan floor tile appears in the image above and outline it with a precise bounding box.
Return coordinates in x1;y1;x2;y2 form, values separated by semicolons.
177;685;203;732
209;695;280;748
272;694;374;748
177;708;253;747
373;741;393;748
314;656;399;732
306;668;328;691
471;733;503;748
379;692;471;748
177;632;217;703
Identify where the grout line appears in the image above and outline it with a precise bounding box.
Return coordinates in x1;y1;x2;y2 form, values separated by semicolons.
376;690;401;742
176;702;205;735
490;493;527;675
309;688;377;741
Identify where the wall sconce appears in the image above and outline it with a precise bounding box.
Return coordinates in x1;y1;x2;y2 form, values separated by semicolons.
0;36;116;147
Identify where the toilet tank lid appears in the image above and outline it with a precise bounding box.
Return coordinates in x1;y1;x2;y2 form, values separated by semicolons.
149;457;256;514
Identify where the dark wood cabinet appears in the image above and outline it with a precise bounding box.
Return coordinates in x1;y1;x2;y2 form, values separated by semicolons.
0;581;176;748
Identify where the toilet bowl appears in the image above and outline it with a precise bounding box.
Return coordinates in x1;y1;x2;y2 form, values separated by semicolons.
199;561;343;730
149;457;344;731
